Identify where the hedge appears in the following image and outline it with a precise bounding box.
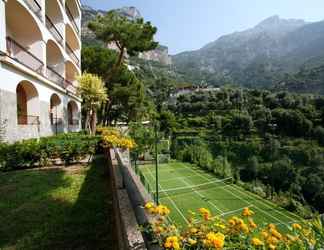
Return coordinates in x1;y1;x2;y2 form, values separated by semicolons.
0;132;100;171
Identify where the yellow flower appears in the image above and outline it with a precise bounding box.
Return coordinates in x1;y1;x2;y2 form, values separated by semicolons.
251;237;264;246
249;218;257;229
155;205;170;216
164;236;180;250
205;232;225;249
190;227;198;234
242;207;254;217
292;223;302;230
240;222;249;234
270;228;282;240
261;230;269;239
199;207;211;220
268;244;276;250
228;218;236;226
188;238;197;245
144;202;154;209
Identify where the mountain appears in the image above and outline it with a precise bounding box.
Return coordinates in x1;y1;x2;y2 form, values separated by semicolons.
172;16;324;90
81;5;172;65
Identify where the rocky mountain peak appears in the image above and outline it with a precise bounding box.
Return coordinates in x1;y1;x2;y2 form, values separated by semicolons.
255;15;307;33
113;6;142;20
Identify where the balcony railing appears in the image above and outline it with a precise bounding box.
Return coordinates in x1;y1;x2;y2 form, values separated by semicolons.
18;115;40;125
65;42;80;67
50;116;63;125
46;15;64;46
66;5;80;34
65;79;78;93
46;66;65;88
6;37;44;75
68;119;79;126
23;0;42;22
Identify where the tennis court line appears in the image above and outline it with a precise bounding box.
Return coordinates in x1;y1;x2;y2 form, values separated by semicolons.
145;165;189;224
183;166;288;227
227;184;299;222
159;174;210;182
223;185;289;227
185;164;299;223
180;178;223;214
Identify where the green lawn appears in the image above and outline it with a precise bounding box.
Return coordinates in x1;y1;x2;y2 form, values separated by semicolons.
0;155;116;250
138;161;302;231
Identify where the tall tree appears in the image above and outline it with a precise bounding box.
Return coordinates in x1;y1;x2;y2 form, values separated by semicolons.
77;73;108;134
88;11;158;83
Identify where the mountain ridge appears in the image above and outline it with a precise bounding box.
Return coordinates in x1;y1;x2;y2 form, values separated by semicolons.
172;15;324;91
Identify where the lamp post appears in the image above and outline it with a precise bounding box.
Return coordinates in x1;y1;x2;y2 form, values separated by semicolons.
154;121;159;205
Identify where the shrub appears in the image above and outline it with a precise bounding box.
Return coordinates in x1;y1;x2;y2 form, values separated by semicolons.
0;133;100;171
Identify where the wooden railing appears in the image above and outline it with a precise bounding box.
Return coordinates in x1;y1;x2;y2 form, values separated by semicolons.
66;5;80;34
6;37;44;75
23;0;42;21
46;66;65;88
65;42;80;66
46;15;64;46
18;115;40;125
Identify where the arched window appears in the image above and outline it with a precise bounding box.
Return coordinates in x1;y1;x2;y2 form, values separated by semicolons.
16;81;39;125
67;101;78;126
50;94;62;125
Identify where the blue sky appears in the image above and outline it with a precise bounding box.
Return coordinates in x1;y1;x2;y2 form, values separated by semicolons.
81;0;324;55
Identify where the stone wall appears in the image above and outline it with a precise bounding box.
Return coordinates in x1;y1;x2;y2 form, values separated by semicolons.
106;148;160;250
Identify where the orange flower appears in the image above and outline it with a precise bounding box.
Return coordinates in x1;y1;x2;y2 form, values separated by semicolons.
242;207;254;217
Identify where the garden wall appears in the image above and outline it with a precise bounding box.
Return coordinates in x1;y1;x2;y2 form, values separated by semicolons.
106;148;158;250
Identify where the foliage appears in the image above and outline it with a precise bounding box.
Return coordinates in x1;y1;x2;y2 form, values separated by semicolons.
81;46;149;124
88;10;158;83
77;73;108;134
128;122;155;157
169;87;324;214
0;133;100;171
144;203;323;249
98;126;136;149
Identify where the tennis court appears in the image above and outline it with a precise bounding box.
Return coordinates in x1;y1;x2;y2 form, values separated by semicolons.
137;161;302;230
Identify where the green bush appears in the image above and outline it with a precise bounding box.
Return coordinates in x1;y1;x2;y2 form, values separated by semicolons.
0;133;100;171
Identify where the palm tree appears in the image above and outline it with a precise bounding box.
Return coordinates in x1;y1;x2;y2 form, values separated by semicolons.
77;73;108;135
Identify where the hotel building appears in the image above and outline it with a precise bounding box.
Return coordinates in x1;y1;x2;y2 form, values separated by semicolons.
0;0;82;142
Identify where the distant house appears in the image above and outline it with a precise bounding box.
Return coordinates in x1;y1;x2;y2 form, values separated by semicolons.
0;0;82;142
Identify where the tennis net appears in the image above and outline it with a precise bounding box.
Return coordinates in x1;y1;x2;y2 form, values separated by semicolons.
153;177;233;198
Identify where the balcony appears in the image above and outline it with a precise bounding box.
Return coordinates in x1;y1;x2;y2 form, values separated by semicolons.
23;0;42;22
65;79;77;93
65;42;80;67
68;119;79;126
46;66;65;88
46;15;64;46
66;5;80;35
6;37;44;75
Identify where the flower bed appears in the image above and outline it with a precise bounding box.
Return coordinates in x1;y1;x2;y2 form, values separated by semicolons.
144;203;324;249
97;127;136;149
0;132;100;171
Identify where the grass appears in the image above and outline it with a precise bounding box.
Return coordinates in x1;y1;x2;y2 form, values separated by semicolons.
138;161;302;231
0;155;117;250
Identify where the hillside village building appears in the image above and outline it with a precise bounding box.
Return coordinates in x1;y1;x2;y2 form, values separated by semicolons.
0;0;82;142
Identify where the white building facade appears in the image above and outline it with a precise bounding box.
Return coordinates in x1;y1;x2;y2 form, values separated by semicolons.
0;0;82;142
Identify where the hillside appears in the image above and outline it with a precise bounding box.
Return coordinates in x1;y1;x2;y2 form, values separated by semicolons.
172;16;324;91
